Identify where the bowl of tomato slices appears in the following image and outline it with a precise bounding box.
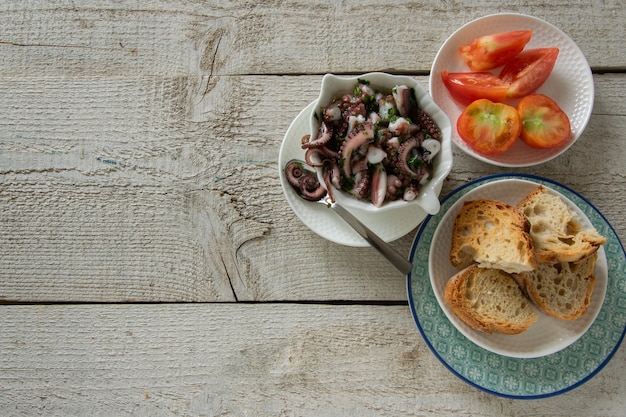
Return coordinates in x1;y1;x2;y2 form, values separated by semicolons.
430;13;594;167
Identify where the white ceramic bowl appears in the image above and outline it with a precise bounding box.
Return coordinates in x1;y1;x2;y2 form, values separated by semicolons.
429;13;594;167
309;72;452;215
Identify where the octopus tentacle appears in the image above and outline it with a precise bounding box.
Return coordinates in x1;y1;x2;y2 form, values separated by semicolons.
339;121;374;176
329;161;341;190
414;108;442;140
300;174;327;201
398;136;422;178
350;169;370;199
392;85;412;117
304;148;325;167
322;165;336;203
386;174;403;201
285;160;307;188
371;165;387;207
304;146;339;167
284;160;326;201
302;121;332;149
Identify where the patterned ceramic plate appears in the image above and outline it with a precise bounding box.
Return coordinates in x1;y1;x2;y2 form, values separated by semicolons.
429;178;607;358
429;13;594;167
407;174;625;398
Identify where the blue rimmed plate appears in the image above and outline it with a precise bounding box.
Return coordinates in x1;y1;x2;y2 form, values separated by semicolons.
407;173;625;398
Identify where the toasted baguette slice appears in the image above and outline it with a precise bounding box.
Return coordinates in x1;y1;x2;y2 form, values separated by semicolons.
516;185;606;263
514;252;598;320
444;265;538;334
450;199;536;274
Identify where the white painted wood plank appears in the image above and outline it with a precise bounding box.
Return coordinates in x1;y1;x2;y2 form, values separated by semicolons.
0;304;624;416
0;1;623;77
1;74;624;302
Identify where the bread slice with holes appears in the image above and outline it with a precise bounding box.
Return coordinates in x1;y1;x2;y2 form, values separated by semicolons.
449;199;537;274
514;252;598;320
444;264;538;334
516;185;606;263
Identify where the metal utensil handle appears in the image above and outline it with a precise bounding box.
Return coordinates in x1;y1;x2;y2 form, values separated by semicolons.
331;203;413;275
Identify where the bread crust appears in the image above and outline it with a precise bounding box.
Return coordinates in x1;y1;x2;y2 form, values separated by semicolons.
449;199;536;274
444;264;538;334
516;185;606;263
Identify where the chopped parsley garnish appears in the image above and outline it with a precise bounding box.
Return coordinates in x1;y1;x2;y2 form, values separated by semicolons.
408;154;423;171
340;173;355;192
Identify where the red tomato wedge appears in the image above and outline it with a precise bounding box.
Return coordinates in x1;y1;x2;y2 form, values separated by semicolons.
459;30;533;71
457;99;521;155
517;94;571;148
500;48;559;98
441;71;509;106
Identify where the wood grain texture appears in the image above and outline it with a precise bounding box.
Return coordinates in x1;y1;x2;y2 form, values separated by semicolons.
0;1;624;78
1;2;625;414
1;74;624;302
0;304;624;416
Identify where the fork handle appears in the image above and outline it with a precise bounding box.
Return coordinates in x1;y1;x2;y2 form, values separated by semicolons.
331;203;413;275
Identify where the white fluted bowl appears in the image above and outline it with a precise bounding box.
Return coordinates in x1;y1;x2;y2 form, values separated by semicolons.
309;72;452;216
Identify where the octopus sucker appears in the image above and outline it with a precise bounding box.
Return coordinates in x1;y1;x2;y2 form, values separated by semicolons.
386;174;403;201
300;174;327;201
284;160;326;201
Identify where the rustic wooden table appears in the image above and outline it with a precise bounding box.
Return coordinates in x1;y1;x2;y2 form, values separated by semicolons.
1;1;624;415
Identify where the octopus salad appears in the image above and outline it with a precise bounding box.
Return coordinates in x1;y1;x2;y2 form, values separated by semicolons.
296;80;443;207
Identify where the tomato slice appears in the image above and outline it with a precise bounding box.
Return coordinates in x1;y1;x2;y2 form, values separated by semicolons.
457;99;521;155
517;94;571;148
459;30;533;71
441;71;510;106
499;48;559;98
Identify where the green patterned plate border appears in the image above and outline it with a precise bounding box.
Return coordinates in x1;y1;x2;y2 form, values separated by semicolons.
407;173;625;398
